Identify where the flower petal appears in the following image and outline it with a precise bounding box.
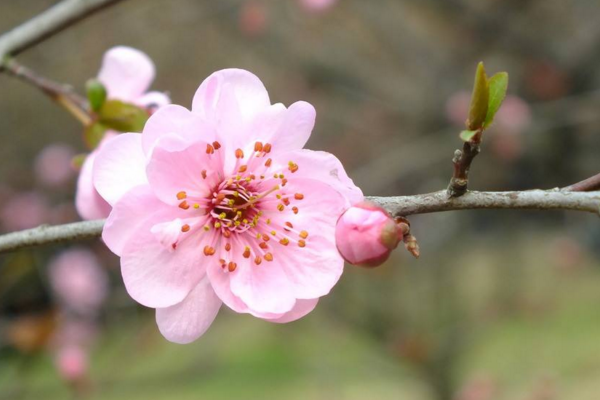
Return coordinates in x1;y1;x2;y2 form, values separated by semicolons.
120;216;213;308
142;105;215;155
269;101;315;152
93;133;148;206
146;140;217;205
97;46;155;101
155;275;222;344
263;298;319;324
75;151;111;220
271;149;364;206
102;185;167;256
136;91;171;109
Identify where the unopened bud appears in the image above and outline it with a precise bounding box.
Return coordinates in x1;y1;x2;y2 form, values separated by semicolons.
335;202;401;267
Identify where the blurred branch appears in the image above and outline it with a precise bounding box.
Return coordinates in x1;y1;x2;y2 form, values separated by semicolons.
0;220;104;254
1;190;599;254
0;0;128;59
1;58;90;124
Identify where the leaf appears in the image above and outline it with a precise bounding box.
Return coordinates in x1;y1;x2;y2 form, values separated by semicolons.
83;122;107;150
484;72;509;128
98;100;149;133
459;129;479;142
86;79;107;112
467;62;489;131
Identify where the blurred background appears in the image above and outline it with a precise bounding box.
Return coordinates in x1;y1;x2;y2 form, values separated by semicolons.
1;0;600;399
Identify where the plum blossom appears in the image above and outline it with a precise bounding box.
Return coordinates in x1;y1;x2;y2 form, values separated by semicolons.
34;144;77;187
93;69;363;343
299;0;338;13
335;202;401;267
76;46;170;220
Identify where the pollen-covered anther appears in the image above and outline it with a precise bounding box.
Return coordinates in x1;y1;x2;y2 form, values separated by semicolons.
264;158;272;167
288;161;299;173
259;242;268;250
292;206;299;214
263;143;272;153
225;243;231;251
235;148;244;159
239;165;248;173
223;230;232;238
279;238;289;246
254;142;263;152
206;144;215;154
264;252;274;262
281;178;288;186
282;197;290;206
277;204;285;212
262;234;270;242
181;224;191;233
299;230;308;239
285;221;294;230
201;170;207;179
212;141;221;150
243;246;251;258
228;262;237;272
298;239;306;248
294;193;304;200
254;256;262;265
176;191;187;200
203;246;216;256
179;201;190;210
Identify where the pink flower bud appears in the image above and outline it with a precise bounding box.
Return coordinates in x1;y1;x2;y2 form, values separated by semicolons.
335;202;401;267
55;345;88;381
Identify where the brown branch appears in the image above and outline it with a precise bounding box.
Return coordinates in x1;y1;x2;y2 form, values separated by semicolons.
447;130;482;198
562;172;600;192
0;0;128;59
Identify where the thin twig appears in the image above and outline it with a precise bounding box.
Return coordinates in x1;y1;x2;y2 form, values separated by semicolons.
447;130;482;198
0;0;128;59
1;190;599;254
562;172;600;192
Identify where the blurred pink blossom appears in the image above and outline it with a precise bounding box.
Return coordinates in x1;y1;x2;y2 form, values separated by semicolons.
299;0;338;12
34;144;77;187
335;201;400;267
1;191;49;231
93;68;363;343
239;1;268;37
55;345;88;381
76;46;170;220
49;248;108;315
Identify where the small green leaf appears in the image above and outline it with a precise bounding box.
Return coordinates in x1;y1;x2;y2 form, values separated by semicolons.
459;129;479;142
467;62;489;131
86;79;107;112
483;72;509;128
83;122;107;150
98;100;149;133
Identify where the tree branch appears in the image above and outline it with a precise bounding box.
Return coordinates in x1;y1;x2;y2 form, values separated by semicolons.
561;172;600;192
0;190;599;254
447;130;482;198
0;0;128;60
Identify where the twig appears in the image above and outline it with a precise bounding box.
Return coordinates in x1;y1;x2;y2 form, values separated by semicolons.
0;0;128;59
1;190;599;254
2;58;91;124
561;172;600;192
0;220;105;254
447;130;482;198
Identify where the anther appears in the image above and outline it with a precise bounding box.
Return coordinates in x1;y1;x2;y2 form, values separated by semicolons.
225;243;231;251
176;191;187;200
212;141;221;150
262;234;270;242
181;224;190;232
206;144;215;154
277;204;285;212
285;221;294;230
235;149;244;159
228;262;237;272
263;143;272;153
254;256;262;265
201;170;207;179
279;238;289;246
282;198;290;206
281;178;288;186
179;201;190;210
243;247;251;258
288;161;298;173
239;165;248;173
264;252;274;262
299;230;308;239
254;142;263;152
298;240;306;248
259;242;268;250
264;158;272;167
292;206;299;214
203;246;215;256
223;230;232;238
294;193;304;200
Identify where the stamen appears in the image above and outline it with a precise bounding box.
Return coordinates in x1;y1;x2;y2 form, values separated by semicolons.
243;246;251;258
294;193;304;200
259;242;268;249
239;165;248;173
235;149;244;159
206;144;215;154
212;141;221;150
299;230;308;239
262;234;270;242
203;246;215;256
176;191;187;200
223;230;232;238
292;207;299;214
254;256;262;265
264;252;274;262
179;201;190;210
201;170;207;179
254;142;263;152
181;224;190;232
225;243;231;251
282;198;290;206
277;204;285;212
228;262;237;272
298;240;306;248
263;143;272;153
279;238;289;246
265;158;272;167
288;161;298;173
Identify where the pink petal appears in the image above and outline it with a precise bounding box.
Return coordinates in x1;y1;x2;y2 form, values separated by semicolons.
269;101;315;152
206;261;251;313
97;46;155;101
192;69;270;122
146;140;216;205
75;152;111;220
136;91;171;109
93;133;148;206
272;149;364;206
102;185;167;256
155;276;222;344
264;298;319;324
120;214;212;308
141;105;215;156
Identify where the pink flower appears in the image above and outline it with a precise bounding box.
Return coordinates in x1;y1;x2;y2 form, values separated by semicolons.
34;144;76;188
93;69;363;343
335;202;400;267
48;248;108;315
299;0;338;12
76;47;170;220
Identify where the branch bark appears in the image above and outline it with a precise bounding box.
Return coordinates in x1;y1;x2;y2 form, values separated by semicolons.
562;172;600;192
447;131;482;198
0;190;599;254
0;0;127;59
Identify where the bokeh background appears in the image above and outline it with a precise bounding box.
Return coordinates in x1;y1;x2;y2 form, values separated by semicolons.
2;0;600;399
